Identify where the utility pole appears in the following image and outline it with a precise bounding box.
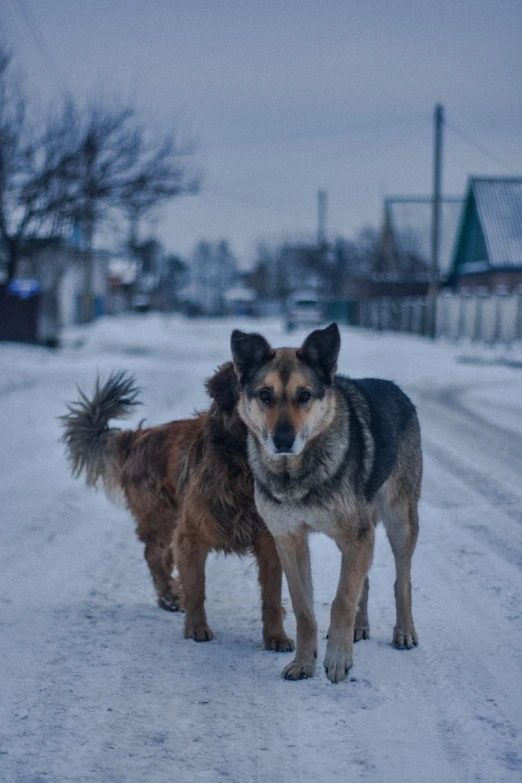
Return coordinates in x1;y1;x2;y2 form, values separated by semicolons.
317;189;328;298
317;189;327;246
428;103;444;337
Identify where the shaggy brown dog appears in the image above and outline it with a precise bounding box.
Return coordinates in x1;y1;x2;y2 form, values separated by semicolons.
61;364;293;651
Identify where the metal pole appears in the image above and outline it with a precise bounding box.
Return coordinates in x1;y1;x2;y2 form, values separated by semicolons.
429;103;444;337
317;189;328;299
317;189;327;246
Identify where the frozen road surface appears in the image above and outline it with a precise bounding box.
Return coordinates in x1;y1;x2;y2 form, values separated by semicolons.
1;315;521;783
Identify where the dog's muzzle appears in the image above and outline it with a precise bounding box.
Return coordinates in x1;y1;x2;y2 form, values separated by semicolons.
272;423;295;454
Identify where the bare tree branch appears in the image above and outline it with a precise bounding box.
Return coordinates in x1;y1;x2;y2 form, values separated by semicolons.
0;44;201;290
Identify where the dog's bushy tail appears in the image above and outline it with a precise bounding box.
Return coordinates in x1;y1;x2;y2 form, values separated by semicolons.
61;371;141;491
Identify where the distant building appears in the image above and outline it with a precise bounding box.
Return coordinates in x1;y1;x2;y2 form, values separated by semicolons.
326;196;464;324
0;235;108;344
106;256;138;314
15;238;108;330
450;176;522;291
379;196;463;282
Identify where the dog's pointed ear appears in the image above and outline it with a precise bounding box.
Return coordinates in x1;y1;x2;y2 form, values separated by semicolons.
297;323;340;383
205;362;239;412
231;330;274;383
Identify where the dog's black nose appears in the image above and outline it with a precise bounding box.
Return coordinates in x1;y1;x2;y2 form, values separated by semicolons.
273;424;295;453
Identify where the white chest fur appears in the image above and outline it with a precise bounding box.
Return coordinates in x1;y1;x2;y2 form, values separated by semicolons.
254;485;358;538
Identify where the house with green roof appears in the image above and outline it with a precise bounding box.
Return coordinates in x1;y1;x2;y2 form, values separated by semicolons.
450;177;522;291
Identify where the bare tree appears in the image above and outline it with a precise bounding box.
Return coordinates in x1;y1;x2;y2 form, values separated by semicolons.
0;47;73;284
1;43;201;301
51;99;201;252
247;242;281;299
190;240;237;314
122;132;200;245
162;253;189;310
214;240;237;313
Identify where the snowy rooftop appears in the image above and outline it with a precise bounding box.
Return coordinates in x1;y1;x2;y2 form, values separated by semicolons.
471;176;522;267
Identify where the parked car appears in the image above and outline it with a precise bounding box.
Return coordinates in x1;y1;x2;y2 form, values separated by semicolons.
285;291;324;331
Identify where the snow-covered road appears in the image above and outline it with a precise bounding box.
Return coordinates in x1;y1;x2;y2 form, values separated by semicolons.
1;315;521;783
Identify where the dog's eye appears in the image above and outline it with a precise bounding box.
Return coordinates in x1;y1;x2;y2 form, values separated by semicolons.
258;389;272;405
298;390;312;404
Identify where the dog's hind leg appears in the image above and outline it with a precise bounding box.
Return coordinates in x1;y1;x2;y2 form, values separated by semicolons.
354;575;370;642
164;542;184;612
380;495;419;649
274;527;317;680
143;539;183;612
254;532;294;653
174;528;214;642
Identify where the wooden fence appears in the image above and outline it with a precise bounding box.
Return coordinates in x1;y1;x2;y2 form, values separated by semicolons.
436;290;522;344
355;290;522;345
357;297;431;336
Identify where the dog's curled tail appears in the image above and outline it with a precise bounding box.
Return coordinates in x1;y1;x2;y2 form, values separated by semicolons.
60;371;141;492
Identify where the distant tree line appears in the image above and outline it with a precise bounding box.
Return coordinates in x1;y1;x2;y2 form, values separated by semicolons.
118;237;239;316
245;224;431;303
128;237;190;312
0;43;199;287
244;229;379;301
189;240;238;315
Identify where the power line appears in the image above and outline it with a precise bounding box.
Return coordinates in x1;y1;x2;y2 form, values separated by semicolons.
10;0;67;94
444;118;514;173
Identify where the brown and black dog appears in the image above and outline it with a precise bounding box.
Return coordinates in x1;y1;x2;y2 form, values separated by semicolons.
231;323;422;682
61;365;293;651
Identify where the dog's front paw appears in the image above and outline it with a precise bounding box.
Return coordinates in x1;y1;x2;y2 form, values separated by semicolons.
282;656;316;680
323;646;353;684
184;620;214;642
393;625;418;649
264;634;295;652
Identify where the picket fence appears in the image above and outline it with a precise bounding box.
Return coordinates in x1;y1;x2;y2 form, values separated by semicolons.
356;290;522;345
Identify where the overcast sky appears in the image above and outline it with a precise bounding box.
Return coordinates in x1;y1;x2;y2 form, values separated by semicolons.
2;0;521;264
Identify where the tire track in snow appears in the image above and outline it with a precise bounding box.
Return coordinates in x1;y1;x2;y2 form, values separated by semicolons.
421;437;522;570
250;662;381;783
436;385;522;465
408;527;522;781
362;516;522;782
416;384;522;569
416;384;522;506
423;435;522;525
424;436;522;528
